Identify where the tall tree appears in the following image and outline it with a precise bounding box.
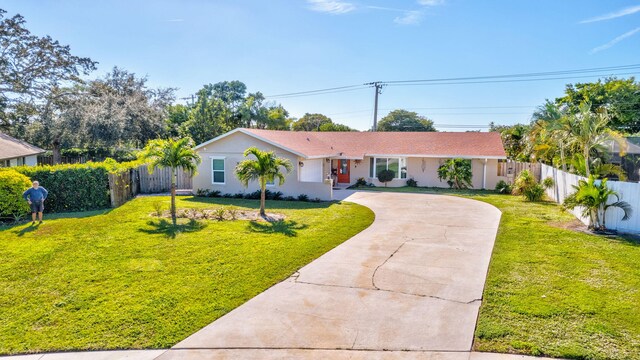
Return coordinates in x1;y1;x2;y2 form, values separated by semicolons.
489;122;530;161
139;138;201;226
318;122;355;131
556;77;640;134
0;9;96;134
235;147;293;217
377;109;436;132
24;67;174;162
566;104;626;177
292;113;332;131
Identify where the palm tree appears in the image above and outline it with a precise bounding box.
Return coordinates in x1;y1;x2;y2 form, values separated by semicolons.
235;147;293;217
139;138;201;226
563;176;632;231
531;101;571;171
566;104;626;177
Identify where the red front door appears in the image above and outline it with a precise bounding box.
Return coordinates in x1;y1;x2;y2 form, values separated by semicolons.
337;159;350;183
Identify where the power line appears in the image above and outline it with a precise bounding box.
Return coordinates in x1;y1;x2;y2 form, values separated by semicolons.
264;84;363;98
386;72;640;87
263;63;640;100
381;64;640;85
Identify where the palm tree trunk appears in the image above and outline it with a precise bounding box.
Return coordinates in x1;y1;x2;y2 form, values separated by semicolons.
584;147;590;177
260;182;266;217
171;167;177;226
560;143;567;172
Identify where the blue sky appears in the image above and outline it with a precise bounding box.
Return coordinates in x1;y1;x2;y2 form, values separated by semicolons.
2;0;640;131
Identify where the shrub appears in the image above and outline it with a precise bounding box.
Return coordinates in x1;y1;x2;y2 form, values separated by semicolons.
244;190;262;200
406;178;418;187
13;163;111;212
195;189;211;197
377;169;395;187
0;170;31;221
208;190;222;198
228;208;239;220
297;194;309;202
283;196;296;201
271;191;283;200
222;193;233;198
541;177;554;189
437;158;472;189
212;208;227;221
354;177;367;187
8;159;142;213
233;193;244;199
512;171;553;202
495;180;512;194
152;201;164;217
310;197;322;203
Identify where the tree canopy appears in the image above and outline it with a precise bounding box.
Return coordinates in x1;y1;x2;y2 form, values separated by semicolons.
377;109;436;132
291;113;354;132
556;78;640;134
0;9;97;135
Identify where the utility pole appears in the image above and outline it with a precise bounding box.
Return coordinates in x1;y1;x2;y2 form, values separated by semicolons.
367;82;385;131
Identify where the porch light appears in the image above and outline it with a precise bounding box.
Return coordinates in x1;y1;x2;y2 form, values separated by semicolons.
299;161;304;167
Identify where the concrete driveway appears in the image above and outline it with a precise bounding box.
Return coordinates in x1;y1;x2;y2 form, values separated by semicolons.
160;191;502;359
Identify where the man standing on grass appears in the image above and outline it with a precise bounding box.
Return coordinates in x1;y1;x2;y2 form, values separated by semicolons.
23;181;48;225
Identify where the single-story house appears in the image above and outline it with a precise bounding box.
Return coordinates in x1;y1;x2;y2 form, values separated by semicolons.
193;128;508;200
0;132;45;167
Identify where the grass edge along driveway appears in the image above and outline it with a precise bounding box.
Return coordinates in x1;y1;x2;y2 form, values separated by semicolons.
349;186;640;360
0;196;374;355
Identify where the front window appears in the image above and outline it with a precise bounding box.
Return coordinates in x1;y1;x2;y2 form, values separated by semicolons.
211;158;225;184
370;157;407;179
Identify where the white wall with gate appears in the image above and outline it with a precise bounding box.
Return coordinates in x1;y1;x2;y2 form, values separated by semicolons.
541;164;640;234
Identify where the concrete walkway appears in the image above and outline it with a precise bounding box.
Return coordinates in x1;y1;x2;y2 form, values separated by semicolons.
1;192;556;359
161;191;503;358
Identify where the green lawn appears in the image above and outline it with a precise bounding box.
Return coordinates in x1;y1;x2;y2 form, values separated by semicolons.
351;186;640;360
0;196;374;355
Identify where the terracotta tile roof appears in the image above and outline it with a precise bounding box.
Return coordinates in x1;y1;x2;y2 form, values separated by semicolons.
240;128;506;159
0;132;46;161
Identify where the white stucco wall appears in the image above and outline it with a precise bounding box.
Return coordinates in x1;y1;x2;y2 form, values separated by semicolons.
351;157;505;189
193;132;333;200
2;155;38;167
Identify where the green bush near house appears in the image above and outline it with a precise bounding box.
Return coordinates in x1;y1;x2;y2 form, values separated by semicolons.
377;169;395;186
437;158;473;189
0;170;31;221
511;170;554;202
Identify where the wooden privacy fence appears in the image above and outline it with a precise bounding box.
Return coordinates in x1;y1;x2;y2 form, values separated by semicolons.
107;165;193;208
497;160;541;181
138;165;192;193
108;168;139;208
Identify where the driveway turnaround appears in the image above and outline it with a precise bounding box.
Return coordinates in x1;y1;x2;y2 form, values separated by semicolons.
159;191;503;359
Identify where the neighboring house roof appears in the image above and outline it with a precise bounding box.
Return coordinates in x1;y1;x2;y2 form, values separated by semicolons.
605;138;640;156
0;132;46;161
196;128;507;159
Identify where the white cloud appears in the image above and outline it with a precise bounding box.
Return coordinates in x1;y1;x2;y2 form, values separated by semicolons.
394;10;424;25
591;27;640;53
581;5;640;23
417;0;444;6
307;0;356;14
366;5;406;13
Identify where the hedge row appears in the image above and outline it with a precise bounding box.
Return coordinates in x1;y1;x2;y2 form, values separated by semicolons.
2;159;142;214
0;170;31;220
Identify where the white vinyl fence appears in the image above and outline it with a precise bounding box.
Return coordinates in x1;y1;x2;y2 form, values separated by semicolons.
541;164;640;234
